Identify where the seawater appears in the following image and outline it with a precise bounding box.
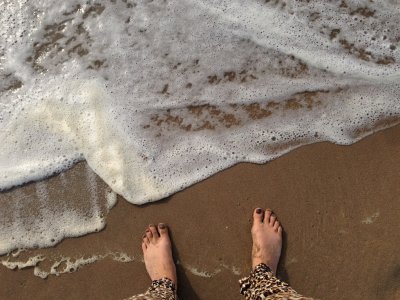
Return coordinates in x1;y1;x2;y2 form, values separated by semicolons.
1;0;399;256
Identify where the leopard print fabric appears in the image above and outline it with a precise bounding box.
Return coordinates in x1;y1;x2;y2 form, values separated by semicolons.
125;277;176;300
239;263;314;300
126;264;312;300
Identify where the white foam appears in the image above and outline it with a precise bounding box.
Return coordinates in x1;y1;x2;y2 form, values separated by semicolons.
361;211;380;224
177;260;222;278
106;190;118;210
1;251;136;279
1;250;242;279
221;263;242;276
0;0;399;254
1;254;45;270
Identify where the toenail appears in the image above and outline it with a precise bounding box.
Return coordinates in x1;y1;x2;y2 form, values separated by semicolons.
256;208;262;214
159;223;166;229
146;229;150;232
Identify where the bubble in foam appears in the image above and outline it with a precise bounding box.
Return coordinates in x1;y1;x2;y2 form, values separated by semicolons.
0;0;400;255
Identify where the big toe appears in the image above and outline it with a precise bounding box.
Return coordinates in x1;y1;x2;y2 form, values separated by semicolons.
253;208;264;225
158;223;169;237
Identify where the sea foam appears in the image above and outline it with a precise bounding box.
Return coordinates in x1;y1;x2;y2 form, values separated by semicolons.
1;0;399;255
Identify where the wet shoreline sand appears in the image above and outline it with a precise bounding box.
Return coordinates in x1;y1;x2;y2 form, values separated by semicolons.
1;124;400;300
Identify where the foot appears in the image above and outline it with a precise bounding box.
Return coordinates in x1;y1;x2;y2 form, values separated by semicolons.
251;208;282;275
142;223;177;287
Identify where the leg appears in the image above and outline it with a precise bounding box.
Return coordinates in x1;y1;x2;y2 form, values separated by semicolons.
239;208;313;300
126;223;177;300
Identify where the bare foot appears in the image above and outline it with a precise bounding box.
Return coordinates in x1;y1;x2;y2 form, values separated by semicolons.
251;208;282;275
142;223;177;286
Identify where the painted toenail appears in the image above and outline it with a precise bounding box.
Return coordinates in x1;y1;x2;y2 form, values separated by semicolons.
256;208;262;214
159;223;166;229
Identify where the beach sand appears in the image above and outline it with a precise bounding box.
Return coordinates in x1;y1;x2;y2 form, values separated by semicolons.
1;124;399;300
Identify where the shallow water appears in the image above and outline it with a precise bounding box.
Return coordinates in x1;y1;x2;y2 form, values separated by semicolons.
1;0;399;257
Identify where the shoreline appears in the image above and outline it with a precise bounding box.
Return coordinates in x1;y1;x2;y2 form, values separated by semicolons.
1;124;400;299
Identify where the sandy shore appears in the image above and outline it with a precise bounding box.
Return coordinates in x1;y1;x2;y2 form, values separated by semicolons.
1;124;400;300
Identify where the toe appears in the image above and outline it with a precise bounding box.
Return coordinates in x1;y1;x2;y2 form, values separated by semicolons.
269;214;277;226
145;228;152;240
158;223;168;236
278;226;282;234
263;209;272;224
143;233;150;245
149;224;159;240
253;208;264;224
273;220;280;231
141;241;147;251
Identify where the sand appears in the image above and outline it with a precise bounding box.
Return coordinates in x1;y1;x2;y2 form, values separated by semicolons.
1;124;400;300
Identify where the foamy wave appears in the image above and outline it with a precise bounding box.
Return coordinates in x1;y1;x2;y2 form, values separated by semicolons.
1;250;135;278
1;250;241;279
1;0;399;254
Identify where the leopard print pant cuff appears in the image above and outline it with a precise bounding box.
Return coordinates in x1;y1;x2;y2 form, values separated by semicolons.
149;277;176;293
239;263;311;299
125;277;176;300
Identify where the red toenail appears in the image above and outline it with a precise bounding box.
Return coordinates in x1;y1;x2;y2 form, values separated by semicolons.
159;223;166;229
256;208;262;214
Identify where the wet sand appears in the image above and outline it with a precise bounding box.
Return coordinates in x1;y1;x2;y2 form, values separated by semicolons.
1;125;400;300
